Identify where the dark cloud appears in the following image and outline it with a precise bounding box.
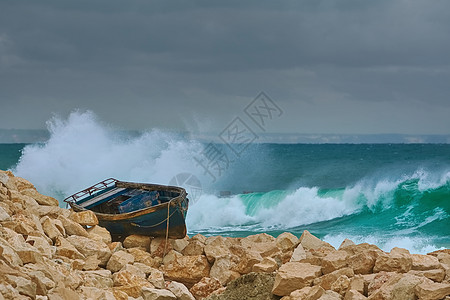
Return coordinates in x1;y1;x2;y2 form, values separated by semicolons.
1;0;450;134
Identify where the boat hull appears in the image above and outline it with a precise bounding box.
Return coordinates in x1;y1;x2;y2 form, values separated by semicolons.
67;179;189;239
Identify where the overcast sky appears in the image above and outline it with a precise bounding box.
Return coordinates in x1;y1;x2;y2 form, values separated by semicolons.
1;0;450;134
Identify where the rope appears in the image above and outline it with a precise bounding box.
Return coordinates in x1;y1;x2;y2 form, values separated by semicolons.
163;202;171;258
129;209;176;228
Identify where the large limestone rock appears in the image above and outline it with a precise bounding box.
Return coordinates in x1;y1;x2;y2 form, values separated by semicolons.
123;234;151;251
127;247;160;268
414;282;450;300
209;255;241;285
322;250;349;274
57;215;89;237
21;188;59;206
299;230;334;251
411;254;442;271
205;272;279;300
190;277;223;300
162;255;211;286
290;244;307;262
141;287;177;300
252;257;278;273
106;250;135;273
80;270;114;288
69;210;98;226
373;247;412;273
87;225;112;244
272;262;322;296
182;239;206;256
166;281;195;300
66;235;112;266
314;267;354;290
276;232;299;252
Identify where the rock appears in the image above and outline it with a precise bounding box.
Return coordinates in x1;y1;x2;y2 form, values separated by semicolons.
408;269;446;282
163;249;183;265
112;269;152;287
80;270;113;288
252;257;278;273
141;287;176;300
162;255;211;287
204;236;233;263
240;235;280;259
318;290;342;300
128;247;160;268
148;268;166;289
106;250;135;273
373;247;412;273
66;235;111;266
348;250;378;275
166;281;195;300
151;237;174;257
344;289;367;300
123;235;151;251
415;282;450;300
182;239;206;256
349;275;365;295
290;244;307;262
314;267;354;290
0;170;17;190
331;275;351;296
209;255;241;285
54;236;85;260
322;250;349;274
0;206;11;221
120;264;146;279
4;275;36;299
69;210;98;226
190;277;223;300
41;216;64;241
86;225;112;244
173;236;189;253
57;215;89;237
47;284;80;300
21;188;59;206
272;262;322;296
339;239;356;250
411;254;441;271
299;230;334;251
205;272;279;300
276;232;299;252
26;235;55;258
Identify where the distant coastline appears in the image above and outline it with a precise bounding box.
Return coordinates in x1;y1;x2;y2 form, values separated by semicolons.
1;128;450;144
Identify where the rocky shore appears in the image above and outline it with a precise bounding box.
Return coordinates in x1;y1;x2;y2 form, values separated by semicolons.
1;170;450;300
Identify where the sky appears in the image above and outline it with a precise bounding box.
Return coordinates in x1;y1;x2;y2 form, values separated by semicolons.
1;0;450;135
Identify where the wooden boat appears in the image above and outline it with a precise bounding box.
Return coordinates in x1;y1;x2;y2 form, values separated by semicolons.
64;178;189;239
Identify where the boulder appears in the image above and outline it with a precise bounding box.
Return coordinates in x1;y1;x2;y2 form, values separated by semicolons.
339;239;356;250
272;262;322;296
106;250;135;273
314;267;354;291
41;216;64;241
148;268;166;289
141;287;177;300
162;255;211;287
290;244;307;262
411;254;441;271
408;269;446;282
322;250;349;274
69;210;98;226
172;236;190;253
276;232;299;252
182;239;206;256
163;249;183;265
80;270;113;288
210;255;241;285
414;282;450;300
373;247;412;273
205;272;279;300
57;215;89;237
127;247;160;268
252;257;278;273
167;281;196;300
299;230;334;251
66;235;111;266
123;234;151;251
204;236;233;263
21;188;59;206
86;225;112;244
348;250;378;275
151;237;174;257
190;277;223;300
331;275;351;296
344;289;367;300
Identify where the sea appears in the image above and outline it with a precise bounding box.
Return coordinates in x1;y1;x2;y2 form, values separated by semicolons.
0;112;449;254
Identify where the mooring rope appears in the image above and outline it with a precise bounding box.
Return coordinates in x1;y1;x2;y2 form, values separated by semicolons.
163;202;171;258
